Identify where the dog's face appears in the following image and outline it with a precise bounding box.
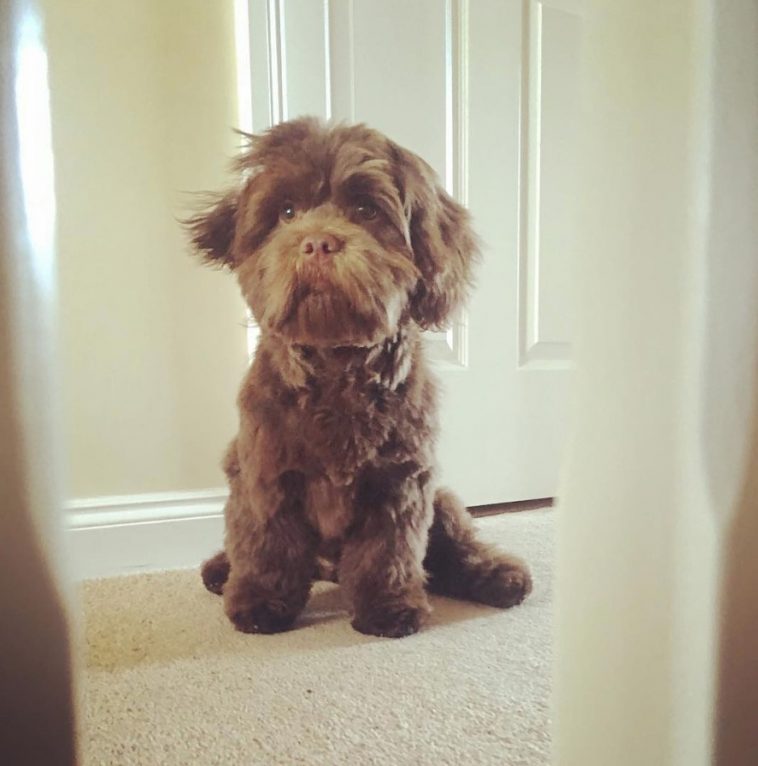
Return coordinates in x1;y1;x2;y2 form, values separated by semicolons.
187;118;478;347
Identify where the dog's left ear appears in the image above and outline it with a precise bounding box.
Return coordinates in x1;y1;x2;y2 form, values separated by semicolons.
184;191;239;268
392;145;480;330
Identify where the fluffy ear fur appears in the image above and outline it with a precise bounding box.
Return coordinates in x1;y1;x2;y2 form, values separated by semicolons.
391;145;480;330
184;192;239;268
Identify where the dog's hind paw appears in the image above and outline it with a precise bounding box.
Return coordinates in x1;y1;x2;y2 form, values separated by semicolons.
469;559;533;609
201;550;230;595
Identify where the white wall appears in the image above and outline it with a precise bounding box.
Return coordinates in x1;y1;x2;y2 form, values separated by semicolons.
707;2;758;761
1;0;77;760
45;0;247;500
554;1;758;764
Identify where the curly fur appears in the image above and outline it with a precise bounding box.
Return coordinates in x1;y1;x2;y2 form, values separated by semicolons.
187;118;531;637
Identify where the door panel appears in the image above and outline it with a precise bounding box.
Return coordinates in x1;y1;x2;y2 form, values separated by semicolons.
521;0;582;365
243;0;581;504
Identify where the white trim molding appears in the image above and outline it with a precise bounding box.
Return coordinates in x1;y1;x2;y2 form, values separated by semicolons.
66;489;228;580
518;0;582;369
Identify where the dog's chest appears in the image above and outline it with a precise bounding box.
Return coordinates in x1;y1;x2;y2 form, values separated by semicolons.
294;374;393;475
305;476;353;541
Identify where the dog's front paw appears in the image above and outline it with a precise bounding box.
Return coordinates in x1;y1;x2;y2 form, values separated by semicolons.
351;601;430;638
227;599;298;634
471;559;533;609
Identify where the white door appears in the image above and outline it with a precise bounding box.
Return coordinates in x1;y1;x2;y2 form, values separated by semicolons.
241;0;582;505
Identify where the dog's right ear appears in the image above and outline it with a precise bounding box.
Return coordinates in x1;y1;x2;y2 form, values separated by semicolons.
184;191;238;268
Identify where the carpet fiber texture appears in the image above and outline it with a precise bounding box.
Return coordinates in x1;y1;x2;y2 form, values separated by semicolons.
78;509;553;765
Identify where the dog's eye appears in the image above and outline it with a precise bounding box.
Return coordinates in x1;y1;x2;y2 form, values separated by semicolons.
279;202;296;222
355;199;378;221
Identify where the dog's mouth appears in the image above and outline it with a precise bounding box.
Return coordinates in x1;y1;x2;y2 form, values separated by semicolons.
247;239;419;347
297;258;335;292
274;270;399;348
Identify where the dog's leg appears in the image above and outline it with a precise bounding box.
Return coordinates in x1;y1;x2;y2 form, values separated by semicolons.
423;488;532;608
222;477;318;634
341;469;433;638
200;439;236;596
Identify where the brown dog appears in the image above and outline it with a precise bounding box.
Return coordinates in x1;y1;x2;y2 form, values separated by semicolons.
187;118;531;638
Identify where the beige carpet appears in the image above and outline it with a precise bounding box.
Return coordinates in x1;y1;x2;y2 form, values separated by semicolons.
78;510;553;765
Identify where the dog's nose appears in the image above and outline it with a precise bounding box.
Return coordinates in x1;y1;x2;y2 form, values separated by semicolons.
300;233;343;257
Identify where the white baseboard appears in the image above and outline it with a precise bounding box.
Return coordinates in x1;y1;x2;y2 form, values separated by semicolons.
66;489;228;580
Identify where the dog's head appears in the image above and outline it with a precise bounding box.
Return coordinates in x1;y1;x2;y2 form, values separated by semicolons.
186;118;479;347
